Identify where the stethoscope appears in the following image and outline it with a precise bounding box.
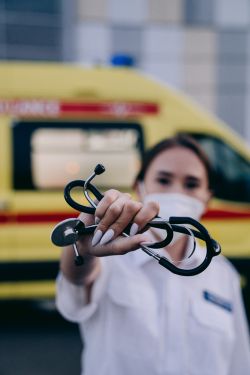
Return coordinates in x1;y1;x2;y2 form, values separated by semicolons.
51;164;221;276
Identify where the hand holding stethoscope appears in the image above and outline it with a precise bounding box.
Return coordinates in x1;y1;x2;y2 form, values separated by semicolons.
51;164;221;276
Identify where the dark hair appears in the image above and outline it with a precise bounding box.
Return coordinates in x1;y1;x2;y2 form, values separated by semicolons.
135;134;214;190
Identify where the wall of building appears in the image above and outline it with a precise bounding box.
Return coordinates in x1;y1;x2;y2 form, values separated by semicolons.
74;0;250;142
0;0;64;60
0;0;249;142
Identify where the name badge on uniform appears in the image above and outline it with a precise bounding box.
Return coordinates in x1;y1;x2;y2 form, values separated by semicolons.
203;290;233;312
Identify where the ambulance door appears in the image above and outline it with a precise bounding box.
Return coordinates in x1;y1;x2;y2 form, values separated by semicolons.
189;133;250;254
189;133;250;322
0;117;16;290
11;120;144;287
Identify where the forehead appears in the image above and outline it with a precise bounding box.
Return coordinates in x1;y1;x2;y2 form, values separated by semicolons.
147;146;207;177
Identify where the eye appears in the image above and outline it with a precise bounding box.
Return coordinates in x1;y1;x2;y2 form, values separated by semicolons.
184;179;200;189
156;177;171;185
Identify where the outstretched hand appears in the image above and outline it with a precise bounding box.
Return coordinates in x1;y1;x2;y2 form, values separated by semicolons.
77;189;159;257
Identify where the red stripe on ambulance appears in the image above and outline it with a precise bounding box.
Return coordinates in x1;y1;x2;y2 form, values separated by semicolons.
0;209;250;225
0;99;159;117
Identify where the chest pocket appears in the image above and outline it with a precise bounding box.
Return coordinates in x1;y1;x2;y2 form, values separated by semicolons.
105;269;159;364
187;296;235;375
191;296;234;335
107;271;156;310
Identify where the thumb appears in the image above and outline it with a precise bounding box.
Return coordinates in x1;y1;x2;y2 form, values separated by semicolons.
78;212;95;226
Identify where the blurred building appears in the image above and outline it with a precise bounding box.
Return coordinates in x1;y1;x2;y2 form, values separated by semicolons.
0;0;64;60
0;0;250;143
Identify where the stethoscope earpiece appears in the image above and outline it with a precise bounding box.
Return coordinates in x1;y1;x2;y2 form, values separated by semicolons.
94;164;105;175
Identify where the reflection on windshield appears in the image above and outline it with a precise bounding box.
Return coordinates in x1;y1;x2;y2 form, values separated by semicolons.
31;128;141;189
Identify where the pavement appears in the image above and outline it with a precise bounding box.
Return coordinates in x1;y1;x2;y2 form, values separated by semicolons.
0;300;82;375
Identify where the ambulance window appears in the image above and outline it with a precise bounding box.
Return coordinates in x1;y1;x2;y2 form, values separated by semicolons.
190;134;250;203
12;122;143;190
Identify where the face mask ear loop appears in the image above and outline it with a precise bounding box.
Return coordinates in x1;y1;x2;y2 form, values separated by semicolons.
138;181;147;200
180;225;196;260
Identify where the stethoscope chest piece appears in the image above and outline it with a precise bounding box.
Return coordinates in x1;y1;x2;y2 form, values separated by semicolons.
51;218;83;247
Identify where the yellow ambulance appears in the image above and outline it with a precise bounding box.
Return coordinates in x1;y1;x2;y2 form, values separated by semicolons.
0;62;250;316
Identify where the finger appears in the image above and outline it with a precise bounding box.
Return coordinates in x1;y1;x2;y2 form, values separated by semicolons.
131;200;160;233
97;195;131;231
97;200;142;245
78;212;95;226
72;214;94;251
93;198;141;246
94;189;123;223
106;200;143;239
89;233;151;257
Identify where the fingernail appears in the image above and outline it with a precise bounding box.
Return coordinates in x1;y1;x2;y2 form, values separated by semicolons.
92;230;103;246
100;229;115;245
140;242;154;248
139;232;152;243
140;241;154;247
95;217;101;225
130;223;139;236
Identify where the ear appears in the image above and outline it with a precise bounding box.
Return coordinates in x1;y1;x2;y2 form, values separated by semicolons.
205;189;213;206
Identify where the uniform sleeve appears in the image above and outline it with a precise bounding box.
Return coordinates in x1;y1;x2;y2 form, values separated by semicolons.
55;257;110;324
229;274;250;374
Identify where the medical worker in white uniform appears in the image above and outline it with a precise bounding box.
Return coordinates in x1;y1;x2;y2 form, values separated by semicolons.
56;134;250;375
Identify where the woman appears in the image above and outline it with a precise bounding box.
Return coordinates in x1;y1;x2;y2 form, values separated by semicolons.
56;134;250;375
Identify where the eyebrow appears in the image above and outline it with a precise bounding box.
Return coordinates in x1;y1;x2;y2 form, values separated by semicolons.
157;171;174;177
157;171;202;180
185;175;202;181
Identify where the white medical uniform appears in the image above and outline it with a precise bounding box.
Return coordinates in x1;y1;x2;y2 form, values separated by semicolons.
56;244;250;375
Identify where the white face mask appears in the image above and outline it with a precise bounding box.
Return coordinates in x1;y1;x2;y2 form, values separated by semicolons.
143;192;205;222
141;189;206;244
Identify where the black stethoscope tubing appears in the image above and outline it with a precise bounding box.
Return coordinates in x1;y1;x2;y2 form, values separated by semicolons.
62;170;221;275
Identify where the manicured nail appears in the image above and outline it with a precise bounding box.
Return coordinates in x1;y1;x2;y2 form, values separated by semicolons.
130;223;139;236
95;217;101;225
92;230;103;246
100;229;115;245
140;241;154;247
